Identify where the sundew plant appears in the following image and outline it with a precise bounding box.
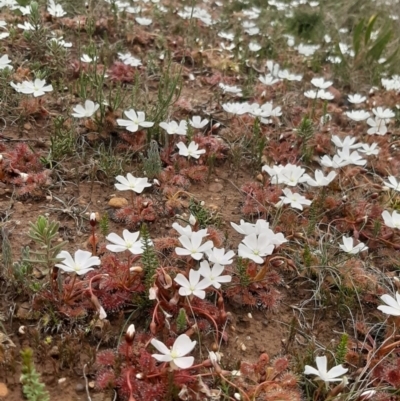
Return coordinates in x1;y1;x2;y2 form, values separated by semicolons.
1;0;400;400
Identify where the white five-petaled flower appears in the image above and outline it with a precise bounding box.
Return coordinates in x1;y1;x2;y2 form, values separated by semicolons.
311;77;333;89
198;260;232;289
176;141;206;159
347;94;366;104
115;173;152;193
55;249;101;275
11;79;53;97
238;233;275;264
372;107;394;122
358;143;379;156
0;54;12;70
304;355;348;383
189;115;209;129
262;163;308;186
151;334;196;369
366;116;387;135
383;176;400;192
304;170;337;187
231;219;287;246
277;188;312;211
382;210;400;229
71;100;99;118
81;54;97;63
331;135;361;149
175;231;214;260
339;236;368;254
174;269;211;299
159;120;188;136
206;247;235;265
48;0;66;17
106;229;145;254
345;110;370;121
377;292;400;316
171;222;207;239
117;109;154;133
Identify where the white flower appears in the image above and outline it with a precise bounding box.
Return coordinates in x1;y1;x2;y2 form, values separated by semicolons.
117;109;154;133
331;135;361;149
0;32;9;40
0;54;12;70
48;0;66;17
159;120;187;136
135;17;152;25
304;355;348;383
222;102;250;115
231;219;287;246
258;74;280;86
382;210;400;229
262;163;308;186
345;110;370;121
171;222;207;238
151;334;196;369
304;89;333;100
106;230;145;254
189;116;209;129
17;21;35;30
377;292;400;316
71;100;99;118
336;147;366;166
339;236;368;254
304;170;337;187
55;249;101;275
174;269;211;299
358;142;379;156
238;233;275;264
11;79;53;97
366;117;387;135
372;107;394;121
175;231;214;260
249;42;261;51
49;37;72;48
219;83;242;96
348;94;366;104
198;260;231;289
115;173;152;193
311;77;332;89
278;188;312;210
206;247;235;265
383;176;400;192
176;141;205;159
81;54;97;63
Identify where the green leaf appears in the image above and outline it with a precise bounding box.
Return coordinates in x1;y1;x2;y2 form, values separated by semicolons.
364;14;378;45
353;18;365;57
367;30;392;61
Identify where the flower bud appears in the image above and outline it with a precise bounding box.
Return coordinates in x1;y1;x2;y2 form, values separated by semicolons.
189;214;196;225
125;324;135;345
129;266;143;273
234;393;241;400
357;390;376;401
150;321;157;335
89;212;97;227
20;172;28;182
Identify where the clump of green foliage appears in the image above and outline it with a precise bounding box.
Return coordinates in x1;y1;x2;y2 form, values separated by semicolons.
20;348;50;401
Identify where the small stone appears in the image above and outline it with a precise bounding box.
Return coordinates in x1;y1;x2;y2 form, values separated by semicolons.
24;123;32;130
0;383;8;397
49;346;59;357
256;173;264;182
58;378;67;385
89;381;95;389
108;197;128;208
208;204;219;212
75;383;85;392
208;182;224;193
